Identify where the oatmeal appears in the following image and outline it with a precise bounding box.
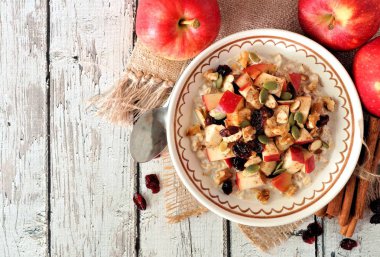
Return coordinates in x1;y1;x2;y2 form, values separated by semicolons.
187;50;335;204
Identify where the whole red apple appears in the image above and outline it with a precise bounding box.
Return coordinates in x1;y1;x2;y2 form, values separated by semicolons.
136;0;221;61
353;37;380;117
298;0;380;51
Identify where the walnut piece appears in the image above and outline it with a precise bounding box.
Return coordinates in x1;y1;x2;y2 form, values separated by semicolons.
285;185;298;197
242;126;256;142
214;169;232;185
322;97;335;112
203;69;219;81
186;124;201;136
256;189;270;204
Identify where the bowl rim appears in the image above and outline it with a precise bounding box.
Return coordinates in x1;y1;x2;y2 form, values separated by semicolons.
167;29;363;226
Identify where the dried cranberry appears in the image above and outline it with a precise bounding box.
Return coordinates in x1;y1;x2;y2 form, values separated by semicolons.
340;238;358;250
220;126;240;137
145;174;160;194
247;139;264;154
232;157;247;171
133;193;147;210
222;180;233;195
260;106;274;119
370;198;380;213
216;65;232;76
302;230;315;244
317;115;329;127
370;214;380;224
251;110;264;134
232;141;252;159
205;115;225;126
307;222;323;236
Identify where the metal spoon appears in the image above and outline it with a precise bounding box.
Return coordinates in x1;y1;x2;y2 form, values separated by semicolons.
130;106;168;163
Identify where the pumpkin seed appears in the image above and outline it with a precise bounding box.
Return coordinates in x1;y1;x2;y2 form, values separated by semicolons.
294;111;304;124
322;141;329;149
259;88;269;104
291;125;301;139
289;113;295;126
272;168;286;176
214;74;223;89
249;52;261;63
263;81;279;91
240;120;250;128
280;92;293;100
258;135;269;144
275;161;284;170
290;100;301;112
246;164;260;173
209;109;226;120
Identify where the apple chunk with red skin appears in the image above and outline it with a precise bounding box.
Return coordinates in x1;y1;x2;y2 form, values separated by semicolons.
206;147;235;162
289;73;302;92
218;91;244;114
236;172;266;191
283;147;305;174
298;0;380;51
353;37;380;117
294;128;314;145
202;93;223;111
235;73;253;88
271;172;292;193
302;151;316;174
262;140;281;162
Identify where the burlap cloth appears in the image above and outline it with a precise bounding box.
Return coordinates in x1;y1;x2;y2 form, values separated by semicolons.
90;0;380;252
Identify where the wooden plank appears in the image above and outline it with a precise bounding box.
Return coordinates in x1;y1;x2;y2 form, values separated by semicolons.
321;213;380;257
139;159;225;257
0;1;48;256
230;216;318;257
49;0;138;256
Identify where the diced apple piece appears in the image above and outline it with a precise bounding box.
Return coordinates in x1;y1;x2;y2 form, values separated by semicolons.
225;112;244;127
204;124;224;147
253;72;286;97
236;172;266;190
302;151;316;174
271;173;292;193
282;147;304;174
235;73;253;88
202;93;223;111
294;128;314;145
247;63;277;73
243;66;261;80
260;161;277;176
295;96;312;123
262;140;281;162
206;147;235;162
275;133;295;152
218;91;244;113
224;158;233;168
289;73;302;91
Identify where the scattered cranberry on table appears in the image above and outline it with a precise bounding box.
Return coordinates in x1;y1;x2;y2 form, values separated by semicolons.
145;174;160;194
133;193;147;210
340;238;358;251
301;221;323;244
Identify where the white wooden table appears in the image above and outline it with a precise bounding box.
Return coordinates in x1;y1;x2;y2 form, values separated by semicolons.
1;1;379;256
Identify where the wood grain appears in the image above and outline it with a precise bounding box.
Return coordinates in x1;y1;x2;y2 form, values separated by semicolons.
138;159;225;257
49;0;138;256
0;1;48;256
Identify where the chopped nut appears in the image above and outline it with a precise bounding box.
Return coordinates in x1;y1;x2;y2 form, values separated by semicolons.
222;74;235;92
244;155;262;167
309;139;323;152
264;117;289;137
214;169;233;185
187;124;201;136
194;108;206;128
309;127;322;137
203;69;219;81
245;88;263;109
290;100;301;113
275;133;295;151
242;126;256;142
322;97;335;112
285;185;298;196
239;51;249;68
222;131;242;143
239;108;252;121
306;82;318;92
306;112;320;129
256;189;270;204
264;94;278;109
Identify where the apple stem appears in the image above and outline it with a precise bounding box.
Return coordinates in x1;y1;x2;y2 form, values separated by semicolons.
328;15;336;30
180;18;200;29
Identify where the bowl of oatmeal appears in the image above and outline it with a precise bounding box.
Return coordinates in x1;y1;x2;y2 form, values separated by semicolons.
166;29;363;226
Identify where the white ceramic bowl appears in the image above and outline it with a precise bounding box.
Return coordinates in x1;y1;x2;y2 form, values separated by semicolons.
167;29;363;226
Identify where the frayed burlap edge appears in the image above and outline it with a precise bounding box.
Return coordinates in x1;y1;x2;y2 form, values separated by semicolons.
238;220;304;252
88;40;187;123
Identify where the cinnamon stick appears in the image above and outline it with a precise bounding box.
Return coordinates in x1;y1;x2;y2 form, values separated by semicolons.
340;223;349;236
339;176;357;226
345;217;358;238
315;205;328;217
326;187;345;217
354;116;380;219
